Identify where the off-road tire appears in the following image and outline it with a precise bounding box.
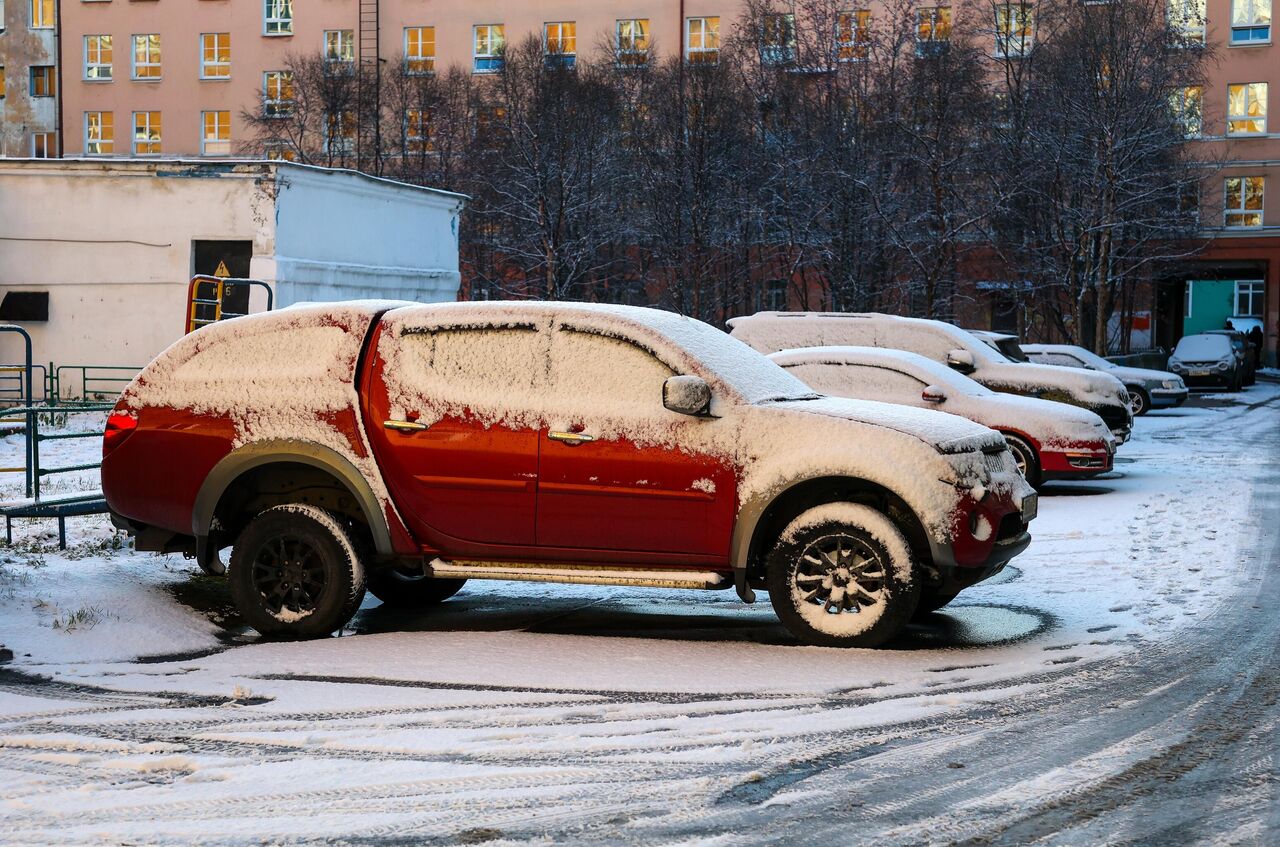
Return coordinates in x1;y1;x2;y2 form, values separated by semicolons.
367;568;467;608
1003;433;1042;487
1128;387;1150;417
913;587;962;618
766;503;920;648
229;504;366;638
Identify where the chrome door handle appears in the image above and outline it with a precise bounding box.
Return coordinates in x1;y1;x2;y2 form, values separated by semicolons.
384;419;429;432
547;430;595;445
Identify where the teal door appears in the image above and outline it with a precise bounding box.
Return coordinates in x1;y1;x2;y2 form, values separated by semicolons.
1183;280;1235;335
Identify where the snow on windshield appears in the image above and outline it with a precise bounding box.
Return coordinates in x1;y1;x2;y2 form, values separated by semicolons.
1175;334;1232;361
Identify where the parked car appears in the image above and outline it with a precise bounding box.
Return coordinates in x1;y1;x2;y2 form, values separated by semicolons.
728;312;1134;444
102;302;1036;647
1204;330;1256;387
769;346;1116;487
1167;333;1244;390
1019;344;1188;416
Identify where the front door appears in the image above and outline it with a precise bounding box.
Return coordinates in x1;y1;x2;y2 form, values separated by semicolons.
535;327;736;559
363;323;543;549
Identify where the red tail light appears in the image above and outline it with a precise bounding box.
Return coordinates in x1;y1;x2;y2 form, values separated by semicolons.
103;412;138;456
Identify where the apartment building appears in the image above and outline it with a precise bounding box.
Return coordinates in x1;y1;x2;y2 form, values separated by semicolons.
0;0;61;157
42;1;1280;362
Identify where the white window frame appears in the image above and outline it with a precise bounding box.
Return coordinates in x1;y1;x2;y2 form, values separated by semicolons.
1224;176;1265;228
264;0;293;37
1235;281;1265;316
132;34;162;81
1227;82;1268;135
1172;86;1203;137
616;19;650;63
200;33;231;80
324;111;356;154
474;24;505;73
1230;0;1272;44
836;10;872;61
404;26;436;75
760;13;796;65
85;111;114;155
263;70;294;117
1169;0;1207;44
404;108;433;153
31;0;54;29
133;111;162;155
84;35;113;81
30;132;54;157
201;110;231;156
686;16;721;63
995;3;1035;58
917;7;952;55
324;30;355;66
544;21;577;68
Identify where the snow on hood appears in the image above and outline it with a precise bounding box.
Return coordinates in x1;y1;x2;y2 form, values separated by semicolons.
1108;364;1180;383
1172;334;1233;361
975;360;1128;407
771;396;1006;455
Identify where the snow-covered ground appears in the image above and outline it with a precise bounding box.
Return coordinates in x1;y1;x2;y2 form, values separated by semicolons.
0;384;1277;845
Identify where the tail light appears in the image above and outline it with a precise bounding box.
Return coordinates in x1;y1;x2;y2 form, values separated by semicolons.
103;412;138;456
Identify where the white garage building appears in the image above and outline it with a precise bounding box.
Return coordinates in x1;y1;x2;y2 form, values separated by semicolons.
0;159;466;381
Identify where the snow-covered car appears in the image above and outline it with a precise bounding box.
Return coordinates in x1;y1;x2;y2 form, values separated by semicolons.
769;346;1116;487
1168;333;1245;390
101;302;1037;647
728;312;1134;444
1019;344;1188;416
1204;330;1257;387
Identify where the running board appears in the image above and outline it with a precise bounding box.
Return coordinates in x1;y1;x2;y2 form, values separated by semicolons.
425;559;731;590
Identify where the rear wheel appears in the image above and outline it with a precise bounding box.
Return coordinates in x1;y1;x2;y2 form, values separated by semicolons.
1128;387;1150;417
766;503;919;648
367;567;467;608
1003;433;1042;487
229;505;366;638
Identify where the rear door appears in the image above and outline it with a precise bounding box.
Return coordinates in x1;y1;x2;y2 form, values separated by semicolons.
363;322;544;549
535;326;736;560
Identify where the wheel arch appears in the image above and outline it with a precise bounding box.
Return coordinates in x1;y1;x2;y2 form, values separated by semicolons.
193;440;393;563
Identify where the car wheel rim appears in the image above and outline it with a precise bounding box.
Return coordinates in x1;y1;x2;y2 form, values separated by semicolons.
1006;439;1030;477
793;533;886;616
1131;393;1145;415
252;535;327;617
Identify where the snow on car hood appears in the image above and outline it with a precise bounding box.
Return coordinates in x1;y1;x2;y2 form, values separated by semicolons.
961;392;1115;449
768;396;1007;455
1110;364;1181;384
977;360;1127;407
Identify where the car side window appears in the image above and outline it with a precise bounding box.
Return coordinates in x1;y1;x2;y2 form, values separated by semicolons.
551;329;676;411
786;363;925;400
399;325;542;410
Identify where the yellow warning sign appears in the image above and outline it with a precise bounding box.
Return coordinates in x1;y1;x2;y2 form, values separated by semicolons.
213;260;231;278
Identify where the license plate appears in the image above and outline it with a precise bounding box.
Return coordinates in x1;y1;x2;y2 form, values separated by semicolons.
1021;493;1038;523
1188;369;1210;376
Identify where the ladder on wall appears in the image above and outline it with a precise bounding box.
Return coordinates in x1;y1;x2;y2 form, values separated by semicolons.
358;0;382;170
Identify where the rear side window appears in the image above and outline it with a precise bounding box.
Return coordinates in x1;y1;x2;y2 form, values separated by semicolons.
397;326;542;410
551;329;675;411
787;362;925;400
1039;352;1085;368
876;324;962;362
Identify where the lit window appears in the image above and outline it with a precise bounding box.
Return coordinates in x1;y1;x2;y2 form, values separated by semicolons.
405;109;433;153
1168;0;1206;44
0;66;5;99
1171;86;1203;136
325;30;355;67
265;0;293;36
687;17;720;64
1224;176;1264;227
1227;82;1267;134
917;7;952;55
199;33;231;80
995;4;1035;57
29;65;54;97
545;22;576;67
474;24;505;73
132;34;162;80
1230;0;1272;43
265;143;298;161
31;0;53;29
31;132;54;157
263;70;294;117
202;110;231;155
761;14;796;65
133;111;162;154
86;111;114;155
475;105;508;148
1235;281;1265;316
836;10;872;61
405;27;435;74
325;111;356;154
85;35;113;81
617;19;650;65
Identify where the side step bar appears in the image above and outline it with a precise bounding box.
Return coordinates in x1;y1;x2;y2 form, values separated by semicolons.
425;559;731;590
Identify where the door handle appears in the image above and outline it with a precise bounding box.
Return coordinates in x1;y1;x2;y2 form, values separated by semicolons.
548;430;595;446
384;419;429;433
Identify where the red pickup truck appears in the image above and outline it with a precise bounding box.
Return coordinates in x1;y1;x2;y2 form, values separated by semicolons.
102;302;1036;647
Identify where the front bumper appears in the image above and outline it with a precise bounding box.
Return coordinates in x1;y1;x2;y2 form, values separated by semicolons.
1041;444;1114;480
1149;387;1188;408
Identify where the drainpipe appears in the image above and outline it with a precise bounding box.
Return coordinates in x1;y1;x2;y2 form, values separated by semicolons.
55;0;65;156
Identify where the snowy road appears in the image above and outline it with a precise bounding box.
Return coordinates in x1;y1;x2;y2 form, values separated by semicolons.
1;384;1277;845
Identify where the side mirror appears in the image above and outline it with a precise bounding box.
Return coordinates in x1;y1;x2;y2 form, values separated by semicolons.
922;385;947;404
663;375;712;417
945;349;976;374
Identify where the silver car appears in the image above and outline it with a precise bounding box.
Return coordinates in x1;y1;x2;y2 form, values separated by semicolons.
1020;343;1188;415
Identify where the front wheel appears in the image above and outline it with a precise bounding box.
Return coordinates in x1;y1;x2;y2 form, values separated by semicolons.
1003;433;1042;487
766;503;920;648
229;504;367;638
367;567;467;608
1128;387;1150;417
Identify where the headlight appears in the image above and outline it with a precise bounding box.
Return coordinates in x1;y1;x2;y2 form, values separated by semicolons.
1170;360;1184;372
1161;379;1179;389
1216;360;1229;371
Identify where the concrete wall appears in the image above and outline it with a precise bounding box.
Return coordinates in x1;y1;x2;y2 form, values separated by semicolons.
0;1;60;156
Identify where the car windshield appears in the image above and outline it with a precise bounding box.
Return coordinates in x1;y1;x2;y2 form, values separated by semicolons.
1174;334;1232;360
669;320;821;404
1069;347;1115;370
992;337;1029;362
